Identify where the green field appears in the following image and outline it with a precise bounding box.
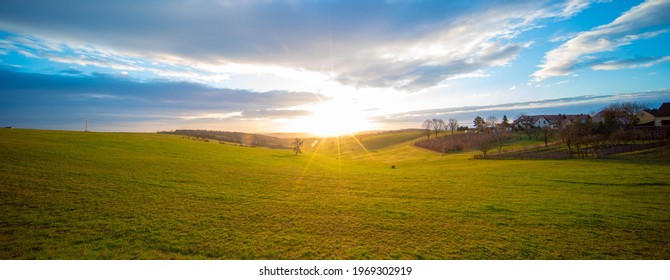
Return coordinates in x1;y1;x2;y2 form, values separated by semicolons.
1;129;669;259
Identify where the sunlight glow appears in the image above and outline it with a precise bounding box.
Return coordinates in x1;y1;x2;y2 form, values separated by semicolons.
283;100;374;137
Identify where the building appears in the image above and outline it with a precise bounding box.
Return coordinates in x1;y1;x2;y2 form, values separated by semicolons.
654;102;670;126
513;115;550;129
513;114;590;129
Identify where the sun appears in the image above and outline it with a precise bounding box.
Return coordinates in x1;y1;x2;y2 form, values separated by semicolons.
283;101;374;137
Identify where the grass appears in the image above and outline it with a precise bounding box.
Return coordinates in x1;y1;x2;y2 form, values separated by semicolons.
1;128;669;259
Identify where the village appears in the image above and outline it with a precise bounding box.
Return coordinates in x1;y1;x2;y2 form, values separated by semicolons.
417;102;670;159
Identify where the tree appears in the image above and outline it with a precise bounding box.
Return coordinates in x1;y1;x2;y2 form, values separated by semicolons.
292;138;304;155
559;123;578;158
502;115;510;128
541;126;552;147
432;118;445;138
422;119;433;139
474;133;496;157
600;102;647;131
495;128;509;154
447;118;459;135
473;116;486;132
486;116;498;129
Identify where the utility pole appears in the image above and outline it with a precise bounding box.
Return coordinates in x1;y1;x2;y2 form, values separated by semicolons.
85;119;89;132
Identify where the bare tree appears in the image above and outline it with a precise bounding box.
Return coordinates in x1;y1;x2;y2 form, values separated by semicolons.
541;126;552;147
422;119;433;139
432;118;445;138
601;102;647;131
486;116;498;129
522;123;538;140
495;128;509;154
447;118;459;135
559;124;578;158
292;138;304;155
474;133;496;157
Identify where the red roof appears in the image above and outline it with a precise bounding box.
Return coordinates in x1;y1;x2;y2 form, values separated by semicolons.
656;103;670;117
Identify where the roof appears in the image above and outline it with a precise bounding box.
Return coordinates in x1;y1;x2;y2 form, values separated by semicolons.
656;102;670;117
514;114;591;125
644;109;659;116
513;115;543;124
542;114;589;124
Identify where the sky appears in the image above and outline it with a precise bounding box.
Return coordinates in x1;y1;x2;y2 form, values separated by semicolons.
1;0;669;134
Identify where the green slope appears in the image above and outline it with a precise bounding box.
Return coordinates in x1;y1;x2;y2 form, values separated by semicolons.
1;129;669;259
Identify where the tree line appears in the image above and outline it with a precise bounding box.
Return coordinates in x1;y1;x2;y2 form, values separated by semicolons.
417;114;511;156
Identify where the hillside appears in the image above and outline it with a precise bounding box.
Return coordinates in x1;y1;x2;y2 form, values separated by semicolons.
1;129;669;259
163;129;292;149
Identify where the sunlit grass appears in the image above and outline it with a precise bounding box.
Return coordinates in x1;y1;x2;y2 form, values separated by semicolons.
1;129;669;259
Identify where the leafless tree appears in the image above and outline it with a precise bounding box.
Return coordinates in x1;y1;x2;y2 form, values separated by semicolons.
475;133;497;157
495;128;509;154
447;118;459;135
292;138;304;155
422;119;433;139
601;102;647;130
541;126;552;147
486;116;498;129
559;123;578;158
432;118;445;138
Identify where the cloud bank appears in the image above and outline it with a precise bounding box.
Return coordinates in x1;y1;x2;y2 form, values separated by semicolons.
0;0;597;91
0;67;327;131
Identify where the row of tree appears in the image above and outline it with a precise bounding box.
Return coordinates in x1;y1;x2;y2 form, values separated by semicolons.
415;127;509;156
554;103;654;158
422;115;511;138
472;115;510;132
419;115;513;155
421;118;459;139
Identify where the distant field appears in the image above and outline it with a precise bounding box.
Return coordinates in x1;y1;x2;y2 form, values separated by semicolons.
1;129;669;259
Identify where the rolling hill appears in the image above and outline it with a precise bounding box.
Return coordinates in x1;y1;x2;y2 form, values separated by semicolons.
1;128;669;259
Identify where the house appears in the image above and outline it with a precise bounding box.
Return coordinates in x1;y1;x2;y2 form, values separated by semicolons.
638;109;657;126
553;114;590;128
513;115;551;129
654;102;670;126
514;114;590;129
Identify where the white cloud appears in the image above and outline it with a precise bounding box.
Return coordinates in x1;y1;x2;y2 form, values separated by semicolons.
533;0;670;81
46;55;145;72
559;0;596;18
0;0;598;92
591;56;670;70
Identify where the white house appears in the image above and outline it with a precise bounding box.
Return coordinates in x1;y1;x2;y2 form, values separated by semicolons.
513;115;551;128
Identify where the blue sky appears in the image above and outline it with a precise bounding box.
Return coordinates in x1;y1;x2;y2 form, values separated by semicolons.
1;0;669;134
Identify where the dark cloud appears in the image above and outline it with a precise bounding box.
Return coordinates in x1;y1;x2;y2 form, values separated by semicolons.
60;68;83;75
0;67;327;129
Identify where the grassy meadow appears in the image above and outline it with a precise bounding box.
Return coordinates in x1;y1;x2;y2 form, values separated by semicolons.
1;129;669;259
